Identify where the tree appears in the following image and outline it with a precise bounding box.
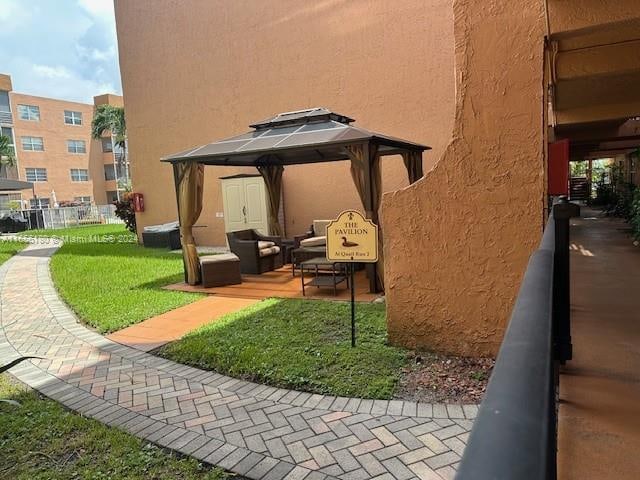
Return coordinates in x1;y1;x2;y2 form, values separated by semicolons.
91;105;129;195
0;134;16;178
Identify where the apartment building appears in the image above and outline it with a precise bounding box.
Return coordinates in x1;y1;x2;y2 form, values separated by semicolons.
0;73;126;209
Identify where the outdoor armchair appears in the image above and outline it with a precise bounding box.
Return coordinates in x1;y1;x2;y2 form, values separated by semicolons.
226;229;283;274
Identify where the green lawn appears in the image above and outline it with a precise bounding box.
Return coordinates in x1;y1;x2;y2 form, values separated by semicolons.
158;298;407;399
0;375;227;480
19;225;202;333
0;239;27;266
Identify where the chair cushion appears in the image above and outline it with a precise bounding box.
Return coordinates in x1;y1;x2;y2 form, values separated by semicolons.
300;235;326;247
259;246;281;257
200;253;239;265
313;220;331;236
257;240;275;249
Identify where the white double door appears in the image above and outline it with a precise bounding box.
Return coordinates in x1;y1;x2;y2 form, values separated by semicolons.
221;175;269;235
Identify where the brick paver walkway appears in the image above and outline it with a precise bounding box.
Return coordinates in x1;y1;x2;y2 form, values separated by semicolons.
0;241;474;480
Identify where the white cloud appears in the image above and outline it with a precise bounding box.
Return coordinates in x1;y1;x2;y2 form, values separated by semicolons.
32;64;73;80
0;0;34;26
77;0;115;19
0;0;121;103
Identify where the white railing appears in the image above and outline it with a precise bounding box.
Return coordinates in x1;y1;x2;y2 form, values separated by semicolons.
0;205;123;230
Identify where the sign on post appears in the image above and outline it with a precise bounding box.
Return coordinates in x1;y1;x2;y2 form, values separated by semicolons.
326;210;378;263
325;210;379;347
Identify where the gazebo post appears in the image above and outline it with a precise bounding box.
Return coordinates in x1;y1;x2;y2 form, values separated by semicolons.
363;142;379;293
172;162;188;283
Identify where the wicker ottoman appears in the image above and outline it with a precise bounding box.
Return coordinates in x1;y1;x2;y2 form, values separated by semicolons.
200;253;242;288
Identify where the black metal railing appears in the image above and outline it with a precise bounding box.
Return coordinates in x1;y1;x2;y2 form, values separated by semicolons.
456;198;579;480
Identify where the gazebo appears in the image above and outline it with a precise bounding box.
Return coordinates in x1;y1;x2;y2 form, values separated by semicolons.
0;178;34;193
162;108;430;293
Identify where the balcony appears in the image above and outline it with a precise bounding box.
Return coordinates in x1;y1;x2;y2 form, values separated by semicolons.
0;110;12;125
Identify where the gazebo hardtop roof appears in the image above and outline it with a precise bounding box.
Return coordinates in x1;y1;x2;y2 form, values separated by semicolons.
162;107;430;167
0;178;33;192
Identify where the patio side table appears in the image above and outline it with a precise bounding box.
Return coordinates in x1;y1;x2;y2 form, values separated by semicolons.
300;257;348;296
292;246;327;275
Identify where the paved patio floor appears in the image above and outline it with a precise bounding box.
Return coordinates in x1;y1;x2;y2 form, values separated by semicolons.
0;241;473;480
558;209;640;480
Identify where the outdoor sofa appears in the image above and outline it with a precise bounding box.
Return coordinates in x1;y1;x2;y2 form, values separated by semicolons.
0;212;28;233
226;229;283;274
294;219;331;249
142;221;181;249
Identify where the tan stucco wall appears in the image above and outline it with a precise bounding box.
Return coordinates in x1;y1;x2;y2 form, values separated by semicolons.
381;0;547;356
114;0;455;245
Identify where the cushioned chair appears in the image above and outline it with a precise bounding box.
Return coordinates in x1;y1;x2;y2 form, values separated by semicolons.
294;219;331;248
226;229;283;274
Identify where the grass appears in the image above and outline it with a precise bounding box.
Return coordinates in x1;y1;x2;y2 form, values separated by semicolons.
0;239;27;266
0;374;228;480
158;298;407;399
18;224;202;333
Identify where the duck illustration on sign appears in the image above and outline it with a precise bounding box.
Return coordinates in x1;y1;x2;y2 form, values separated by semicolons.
326;210;378;263
341;237;359;247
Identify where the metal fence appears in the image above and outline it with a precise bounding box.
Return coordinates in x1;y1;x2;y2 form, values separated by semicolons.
0;205;123;230
456;198;579;480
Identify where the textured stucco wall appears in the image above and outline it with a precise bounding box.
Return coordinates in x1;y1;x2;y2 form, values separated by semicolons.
114;0;455;244
381;0;547;356
548;0;640;33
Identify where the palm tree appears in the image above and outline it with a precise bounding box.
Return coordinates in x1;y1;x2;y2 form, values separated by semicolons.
91;105;129;195
0;134;16;178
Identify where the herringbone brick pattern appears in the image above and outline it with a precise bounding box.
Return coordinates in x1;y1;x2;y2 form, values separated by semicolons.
0;242;476;480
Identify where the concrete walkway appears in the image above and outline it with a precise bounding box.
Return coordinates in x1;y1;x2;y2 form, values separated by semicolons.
558;209;640;479
107;296;260;352
0;241;473;480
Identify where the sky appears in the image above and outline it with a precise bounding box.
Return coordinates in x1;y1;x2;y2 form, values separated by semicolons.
0;0;122;104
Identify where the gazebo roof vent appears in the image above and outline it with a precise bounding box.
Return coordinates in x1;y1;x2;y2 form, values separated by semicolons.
249;107;355;130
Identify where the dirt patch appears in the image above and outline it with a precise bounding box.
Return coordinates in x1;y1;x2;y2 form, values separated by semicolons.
395;352;494;404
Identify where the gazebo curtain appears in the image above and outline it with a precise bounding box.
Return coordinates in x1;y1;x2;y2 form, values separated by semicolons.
176;161;205;285
257;163;284;236
345;143;384;290
402;150;424;184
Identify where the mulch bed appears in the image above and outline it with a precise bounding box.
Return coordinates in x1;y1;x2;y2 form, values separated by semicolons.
395;352;494;404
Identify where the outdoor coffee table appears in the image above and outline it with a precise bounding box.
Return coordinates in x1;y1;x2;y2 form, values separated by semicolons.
299;257;347;296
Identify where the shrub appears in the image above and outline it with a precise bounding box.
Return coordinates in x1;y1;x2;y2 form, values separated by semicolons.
114;197;136;234
630;188;640;242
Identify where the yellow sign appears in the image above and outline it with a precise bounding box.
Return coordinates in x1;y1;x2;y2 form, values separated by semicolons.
326;210;378;263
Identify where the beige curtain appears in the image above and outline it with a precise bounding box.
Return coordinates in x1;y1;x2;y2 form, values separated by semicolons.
402;150;424;184
257;163;284;236
176;161;205;285
345;143;384;290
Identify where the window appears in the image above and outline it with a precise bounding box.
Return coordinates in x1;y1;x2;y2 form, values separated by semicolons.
30;197;50;209
70;168;89;182
104;164;116;181
0;91;10;113
0;126;14;154
18;104;40;121
74;196;91;204
64;110;82;125
25;168;47;182
101;137;113;152
67;139;86;154
21;136;44;151
106;190;118;203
